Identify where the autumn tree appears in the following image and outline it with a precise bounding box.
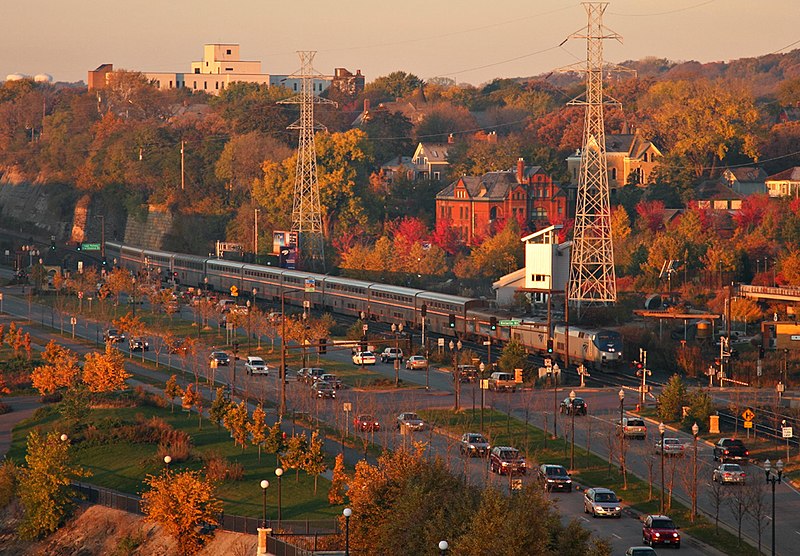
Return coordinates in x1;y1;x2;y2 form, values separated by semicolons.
82;343;130;393
264;421;287;466
17;430;89;540
248;404;268;462
31;340;80;396
280;433;309;481
328;453;347;505
164;375;183;413
303;430;327;495
223;400;249;450
141;469;223;556
209;387;231;430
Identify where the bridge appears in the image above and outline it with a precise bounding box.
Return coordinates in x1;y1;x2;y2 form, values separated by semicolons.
739;284;800;303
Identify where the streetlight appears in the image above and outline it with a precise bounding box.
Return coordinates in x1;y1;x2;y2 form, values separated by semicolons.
343;507;352;556
569;390;576;470
479;362;486;433
391;323;403;387
438;540;449;556
618;389;626;485
275;467;284;529
131;275;137;317
764;459;784;556
247;300;252;355
691;422;699;522
659;422;666;513
450;339;463;411
260;479;270;529
163;455;171;473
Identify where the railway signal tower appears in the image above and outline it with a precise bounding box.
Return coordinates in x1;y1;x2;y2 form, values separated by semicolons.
279;51;336;272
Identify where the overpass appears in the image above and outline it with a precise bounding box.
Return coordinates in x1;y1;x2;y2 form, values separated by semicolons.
739;284;800;303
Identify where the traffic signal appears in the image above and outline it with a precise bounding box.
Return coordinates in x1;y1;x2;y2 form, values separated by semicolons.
76;242;82;251
759;346;765;359
50;240;56;251
420;304;427;317
547;338;553;354
319;338;327;354
101;257;107;266
490;316;497;331
448;314;456;328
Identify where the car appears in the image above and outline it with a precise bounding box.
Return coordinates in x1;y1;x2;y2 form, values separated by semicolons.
618;417;648;439
583;487;622;518
103;328;125;343
167;338;188;354
320;373;342;389
489;446;527;475
353;351;377;365
537;464;572;492
654;437;685;456
396;412;425;431
353;414;380;432
459;433;490;457
713;463;747;484
560;396;588;415
244;356;269;375
713;438;749;463
297;367;326;384
209;351;230;366
625;547;658;556
454;364;479;383
405;355;428;370
128;337;149;351
380;347;403;363
642;514;680;548
310;381;336;399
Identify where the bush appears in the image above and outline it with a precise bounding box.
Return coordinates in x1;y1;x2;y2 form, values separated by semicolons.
0;460;17;508
40;392;62;404
203;452;244;482
0;402;10;415
157;437;191;463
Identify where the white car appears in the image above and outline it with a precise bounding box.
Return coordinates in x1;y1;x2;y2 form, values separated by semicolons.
244;356;269;375
353;351;377;365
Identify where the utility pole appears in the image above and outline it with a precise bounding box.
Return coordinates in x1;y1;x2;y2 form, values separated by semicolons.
180;139;185;191
565;2;621;314
279;52;336;272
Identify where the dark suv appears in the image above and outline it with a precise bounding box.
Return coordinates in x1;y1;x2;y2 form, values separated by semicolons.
103;328;125;343
538;464;572;492
560;396;588;415
489;446;527;475
713;438;749;463
642;514;680;548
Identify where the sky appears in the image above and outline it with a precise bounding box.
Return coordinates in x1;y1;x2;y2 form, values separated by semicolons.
2;0;799;86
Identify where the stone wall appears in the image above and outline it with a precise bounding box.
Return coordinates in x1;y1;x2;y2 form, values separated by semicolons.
123;205;175;250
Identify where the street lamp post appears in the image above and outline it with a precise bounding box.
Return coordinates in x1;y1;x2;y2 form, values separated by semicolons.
479;362;486;433
392;323;403;387
764;459;784;556
247;300;252;355
163;455;171;473
659;422;666;513
260;479;270;529
450;339;462;411
343;507;352;556
618;389;626;487
569;390;576;470
275;467;283;529
131;276;136;317
691;422;699;522
438;540;449;556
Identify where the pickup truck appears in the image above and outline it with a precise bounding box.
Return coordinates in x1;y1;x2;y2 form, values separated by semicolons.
488;372;517;392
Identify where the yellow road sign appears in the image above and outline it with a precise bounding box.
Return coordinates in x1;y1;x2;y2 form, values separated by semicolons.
742;409;755;422
230;285;239;297
744;420;753;429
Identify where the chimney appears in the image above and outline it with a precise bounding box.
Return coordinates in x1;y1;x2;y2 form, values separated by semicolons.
517;158;525;184
448;133;454;144
364;98;370;112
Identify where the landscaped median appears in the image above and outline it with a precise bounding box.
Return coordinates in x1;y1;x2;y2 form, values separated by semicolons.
419;407;759;556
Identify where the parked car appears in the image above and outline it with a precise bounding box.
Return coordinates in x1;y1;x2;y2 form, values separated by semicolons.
396;412;425;431
405;355;428;370
310;381;336;399
128;337;149;351
209;351;230;366
617;417;647;439
537;464;572;492
353;414;380;432
353;351;377;365
560;396;588;415
489;446;527;475
454;364;479;383
713;463;747;484
459;433;490;457
244;356;269;375
583;487;622;518
625;547;658;556
654;437;685;457
103;328;125;343
642;514;680;548
380;347;403;363
320;373;342;389
297;367;326;384
713;438;750;463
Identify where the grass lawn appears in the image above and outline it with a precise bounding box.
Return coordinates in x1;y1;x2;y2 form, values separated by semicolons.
420;408;759;556
8;403;343;520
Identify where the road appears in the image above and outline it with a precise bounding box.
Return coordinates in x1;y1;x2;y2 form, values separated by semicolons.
0;284;778;554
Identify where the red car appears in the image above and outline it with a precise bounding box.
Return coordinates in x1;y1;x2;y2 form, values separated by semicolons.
353;414;380;432
642;514;680;548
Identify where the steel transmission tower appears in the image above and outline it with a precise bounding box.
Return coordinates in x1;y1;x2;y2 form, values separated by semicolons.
279;51;336;272
566;2;621;308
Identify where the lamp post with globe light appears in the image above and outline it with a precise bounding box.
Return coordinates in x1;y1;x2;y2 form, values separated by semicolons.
691;422;699;522
764;459;784;556
659;422;666;513
438;540;449;556
391;323;403;387
479;362;486;433
275;467;284;529
343;507;352;556
569;390;577;470
618;389;626;487
260;479;269;529
450;339;462;411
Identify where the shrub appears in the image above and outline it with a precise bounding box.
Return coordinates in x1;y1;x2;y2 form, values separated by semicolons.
40;392;62;404
0;402;10;415
157;438;191;463
203;452;244;482
0;460;17;508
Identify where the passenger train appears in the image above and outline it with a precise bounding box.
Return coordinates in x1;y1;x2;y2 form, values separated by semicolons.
105;242;623;369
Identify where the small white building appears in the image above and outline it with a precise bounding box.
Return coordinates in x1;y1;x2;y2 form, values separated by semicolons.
492;224;571;307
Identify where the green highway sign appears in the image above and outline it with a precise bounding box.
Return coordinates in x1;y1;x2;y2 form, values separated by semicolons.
499;319;521;327
81;243;101;251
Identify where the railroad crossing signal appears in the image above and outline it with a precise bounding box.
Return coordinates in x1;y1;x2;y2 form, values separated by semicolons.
742;409;755;422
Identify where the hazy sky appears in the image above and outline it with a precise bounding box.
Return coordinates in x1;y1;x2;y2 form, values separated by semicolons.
3;0;799;85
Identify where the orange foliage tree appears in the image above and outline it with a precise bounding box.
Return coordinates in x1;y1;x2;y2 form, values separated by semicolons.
31;341;81;396
82;344;130;393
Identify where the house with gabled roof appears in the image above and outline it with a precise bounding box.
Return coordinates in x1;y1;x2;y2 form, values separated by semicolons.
565;129;662;191
765;167;800;198
721;167;767;196
412;142;450;181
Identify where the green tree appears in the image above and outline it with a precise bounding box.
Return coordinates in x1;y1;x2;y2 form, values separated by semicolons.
497;340;530;378
686;389;714;432
364;71;424;102
280;433;309;482
303;430;327;495
17;430;89;540
248;404;268;462
263;421;286;466
658;374;688;422
209;386;231;430
164;375;183;413
223;400;249;450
